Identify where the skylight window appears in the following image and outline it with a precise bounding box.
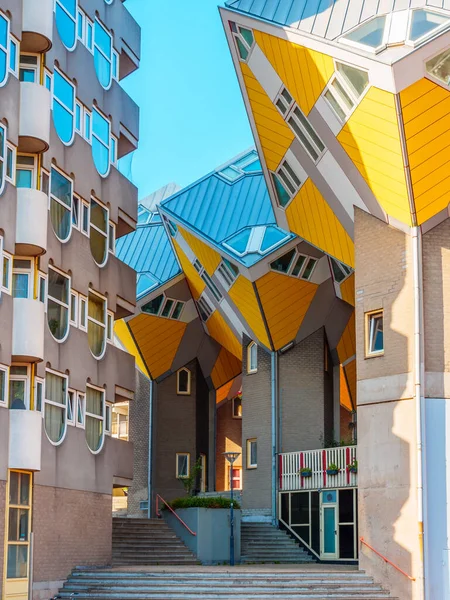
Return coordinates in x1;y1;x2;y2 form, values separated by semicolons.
217;152;262;183
137;274;157;298
409;9;450;43
270;248;317;281
138;207;150;225
223;226;290;258
342;16;387;51
426;48;450;85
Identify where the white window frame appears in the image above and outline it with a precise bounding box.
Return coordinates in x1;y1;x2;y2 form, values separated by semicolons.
49;165;74;242
2;251;12;294
88;289;107;360
287;104;325;163
77;8;85;42
230;22;255;64
40;167;50;195
16;153;37;189
194;259;222;302
197;294;213;322
70;290;78;326
247;342;257;374
228;465;242;491
176;453;190;479
92;106;112;177
12;257;33;299
323;61;369;123
105;401;112;435
5;142;16;185
85;383;105;454
84;107;92;143
34;376;44;414
366;310;384;357
72;194;80;230
110;134;118;165
90;196;109;267
38;271;47;305
9;364;30;410
67;388;76;425
271;158;304;209
0;364;8;407
79;294;87;331
19;52;39;84
94;17;113;90
55;0;77;52
176;368;191;396
44;68;52;93
107;310;114;343
43;368;68;446
75;100;82;134
8;35;19;78
81;199;90;236
112;48;119;81
270;249;318;281
247;438;257;469
108;222;115;254
53;68;76;147
76;391;86;428
47;265;71;343
216;260;238;290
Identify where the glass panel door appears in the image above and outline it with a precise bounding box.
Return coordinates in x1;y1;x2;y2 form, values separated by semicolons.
5;471;32;600
321;490;338;559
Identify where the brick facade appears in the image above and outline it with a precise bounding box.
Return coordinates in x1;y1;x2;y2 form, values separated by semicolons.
215;399;242;491
32;485;112;599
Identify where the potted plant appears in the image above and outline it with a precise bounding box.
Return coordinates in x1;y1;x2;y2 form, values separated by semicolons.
298;467;312;478
326;463;340;476
347;459;358;474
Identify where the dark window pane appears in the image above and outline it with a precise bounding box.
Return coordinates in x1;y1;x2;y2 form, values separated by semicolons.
339;489;354;523
311;491;320;554
290;492;309;525
339;524;355;559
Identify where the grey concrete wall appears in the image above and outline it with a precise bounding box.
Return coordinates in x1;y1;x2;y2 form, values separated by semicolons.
164;507;241;564
128;368;150;516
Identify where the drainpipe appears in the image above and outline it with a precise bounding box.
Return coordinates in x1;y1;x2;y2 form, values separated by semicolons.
271;351;278;526
412;226;425;599
147;379;154;519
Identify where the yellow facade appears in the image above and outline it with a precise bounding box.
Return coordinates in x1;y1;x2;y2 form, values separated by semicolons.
337;313;356;365
254;30;334;116
240;62;294;171
256;271;317;350
206;309;242;359
172;239;206;300
129;314;187;379
229;275;271;348
338;87;411;226
286;178;355;267
400;77;450;224
114;319;150;377
211;347;242;390
178;225;222;276
340;273;355;307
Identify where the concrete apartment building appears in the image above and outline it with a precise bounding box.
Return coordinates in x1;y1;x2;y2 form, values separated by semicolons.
0;1;140;599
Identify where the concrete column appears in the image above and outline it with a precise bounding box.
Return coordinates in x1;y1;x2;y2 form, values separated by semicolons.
208;389;216;491
333;365;341;443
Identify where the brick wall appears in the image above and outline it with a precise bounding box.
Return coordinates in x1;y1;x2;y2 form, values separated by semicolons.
127;369;150;516
215;399;242;491
32;485;112;593
279;328;329;452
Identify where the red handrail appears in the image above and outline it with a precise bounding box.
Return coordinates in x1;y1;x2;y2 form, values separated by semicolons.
360;538;415;581
156;494;197;536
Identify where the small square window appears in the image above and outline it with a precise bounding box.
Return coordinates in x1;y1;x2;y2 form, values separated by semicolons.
84;110;92;142
81;202;89;235
34;378;43;413
232;396;242;419
70;291;78;326
247;439;257;469
366;311;384;357
67;389;76;425
76;392;85;428
79;295;87;331
247;342;257;374
176;453;190;478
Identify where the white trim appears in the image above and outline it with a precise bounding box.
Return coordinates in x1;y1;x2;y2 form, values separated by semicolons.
76;391;86;428
85;383;105;454
34;376;44;414
105;401;112;435
70;290;78;326
0;364;8;406
2;251;12;294
47;265;71;343
176;452;190;478
89;196;109;267
79;294;87;331
43;368;68;446
176;367;191;396
49;165;73;243
55;0;78;52
9;363;31;410
94;17;113;90
87;289;107;360
247;342;258;374
107;310;114;343
53;68;76;147
246;438;257;469
67;388;76;425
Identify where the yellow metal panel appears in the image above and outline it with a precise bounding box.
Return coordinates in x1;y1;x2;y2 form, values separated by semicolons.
114;319;150;378
172;239;205;300
340;274;355;307
340;365;353;411
178;225;221;276
228;275;271;348
337;313;356;364
256;271;317;350
400;78;450;225
216;379;234;404
286;179;355;268
206;310;242;359
240;62;294;171
129;314;187;379
344;358;357;409
338;87;411;226
254;31;334;116
211;347;242;390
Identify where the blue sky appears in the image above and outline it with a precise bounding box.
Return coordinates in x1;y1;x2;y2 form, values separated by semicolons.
120;0;254;200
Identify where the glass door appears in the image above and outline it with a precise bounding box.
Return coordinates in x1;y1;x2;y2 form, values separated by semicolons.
5;471;32;600
320;490;338;559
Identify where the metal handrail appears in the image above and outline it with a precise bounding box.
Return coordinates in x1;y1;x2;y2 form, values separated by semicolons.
360;538;415;581
155;494;197;536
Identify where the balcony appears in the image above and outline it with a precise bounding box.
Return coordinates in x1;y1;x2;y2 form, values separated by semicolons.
16;188;48;256
8;410;42;471
12;298;45;362
19;82;51;153
279;446;357;491
21;0;53;53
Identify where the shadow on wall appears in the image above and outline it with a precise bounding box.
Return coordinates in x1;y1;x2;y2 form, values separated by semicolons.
355;208;415;600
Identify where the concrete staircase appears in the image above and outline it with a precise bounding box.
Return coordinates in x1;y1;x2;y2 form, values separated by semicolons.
57;567;397;599
112;517;199;566
241;522;314;564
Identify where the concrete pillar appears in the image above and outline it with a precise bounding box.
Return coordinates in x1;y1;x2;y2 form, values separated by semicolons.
333;365;341;444
208;389;216;491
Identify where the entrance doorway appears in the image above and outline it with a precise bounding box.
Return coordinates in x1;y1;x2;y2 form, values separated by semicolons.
321;491;338;559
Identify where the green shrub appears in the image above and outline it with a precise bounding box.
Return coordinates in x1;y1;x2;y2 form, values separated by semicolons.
165;496;241;510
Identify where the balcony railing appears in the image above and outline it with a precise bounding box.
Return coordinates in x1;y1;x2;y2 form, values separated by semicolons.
279;446;357;491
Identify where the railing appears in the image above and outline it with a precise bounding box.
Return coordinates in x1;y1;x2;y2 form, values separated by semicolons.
360;538;415;581
279;446;357;491
155;494;197;536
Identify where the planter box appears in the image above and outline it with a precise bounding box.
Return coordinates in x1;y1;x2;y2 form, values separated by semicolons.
164;507;241;565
